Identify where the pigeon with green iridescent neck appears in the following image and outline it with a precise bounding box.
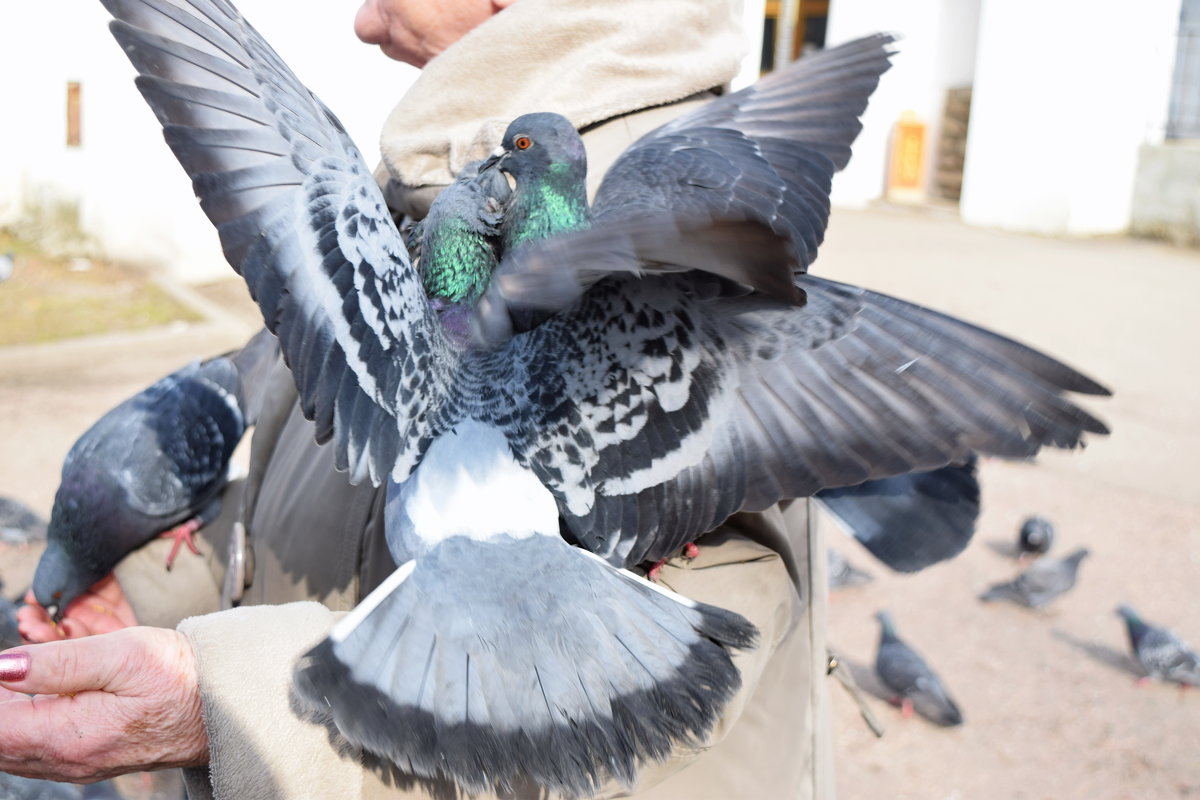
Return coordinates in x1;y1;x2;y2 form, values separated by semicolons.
1116;604;1200;686
101;1;1111;795
407;160;512;342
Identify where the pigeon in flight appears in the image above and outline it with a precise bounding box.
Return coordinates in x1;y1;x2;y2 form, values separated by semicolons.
1116;604;1200;686
979;547;1089;609
0;496;48;547
31;328;277;620
99;0;1108;794
874;611;963;726
1017;514;1055;559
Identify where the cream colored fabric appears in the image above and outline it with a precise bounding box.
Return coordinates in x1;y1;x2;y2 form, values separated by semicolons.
378;0;746;189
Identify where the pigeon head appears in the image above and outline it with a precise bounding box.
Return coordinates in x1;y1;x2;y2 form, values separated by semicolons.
1115;604;1141;623
31;538;98;621
494;112;588;183
1018;515;1054;554
875;610;898;638
33;477;121;619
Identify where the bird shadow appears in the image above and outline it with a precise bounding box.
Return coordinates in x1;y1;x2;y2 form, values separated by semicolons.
833;653;894;703
1051;629;1141;678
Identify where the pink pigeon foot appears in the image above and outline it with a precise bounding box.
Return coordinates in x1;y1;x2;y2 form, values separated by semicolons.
160;518;202;569
647;558;667;582
683;542;699;560
1135;676;1152;687
900;698;914;719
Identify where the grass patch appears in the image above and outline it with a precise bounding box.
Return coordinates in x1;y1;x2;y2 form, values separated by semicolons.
0;233;203;347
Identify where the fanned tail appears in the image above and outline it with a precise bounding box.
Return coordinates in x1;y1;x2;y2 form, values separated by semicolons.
295;533;757;796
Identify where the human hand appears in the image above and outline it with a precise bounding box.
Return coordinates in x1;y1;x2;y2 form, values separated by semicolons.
18;574;137;643
0;626;209;781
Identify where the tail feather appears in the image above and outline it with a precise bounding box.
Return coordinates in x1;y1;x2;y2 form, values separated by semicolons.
295;533;756;796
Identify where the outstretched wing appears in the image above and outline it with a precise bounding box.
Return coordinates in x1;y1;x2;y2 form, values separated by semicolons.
508;273;1108;567
100;0;452;485
591;34;896;271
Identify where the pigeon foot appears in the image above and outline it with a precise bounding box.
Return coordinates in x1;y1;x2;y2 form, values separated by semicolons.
647;558;667;582
161;518;202;569
901;698;914;719
683;542;699;560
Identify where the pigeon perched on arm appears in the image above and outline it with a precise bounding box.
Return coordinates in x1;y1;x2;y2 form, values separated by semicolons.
1116;604;1200;686
1018;514;1055;559
31;328;278;620
874;610;963;725
979;547;1089;608
100;0;1109;794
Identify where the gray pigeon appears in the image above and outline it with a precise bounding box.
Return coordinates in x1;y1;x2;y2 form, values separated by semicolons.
0;497;48;547
818;458;979;572
980;547;1089;608
0;772;85;800
1116;604;1200;686
827;549;873;589
32;328;277;620
0;594;20;651
0;251;13;283
874;611;963;726
1018;514;1054;558
100;0;1110;795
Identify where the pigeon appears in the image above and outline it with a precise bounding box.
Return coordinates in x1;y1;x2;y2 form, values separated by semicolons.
0;594;20;650
0;772;86;800
1017;514;1054;558
827;548;873;589
1116;604;1200;686
0;496;48;546
406;159;513;343
31;328;277;620
817;458;979;572
874;610;963;726
979;547;1089;608
0;251;13;282
99;0;1110;794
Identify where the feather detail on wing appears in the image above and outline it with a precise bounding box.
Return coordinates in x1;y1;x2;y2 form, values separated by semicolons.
591;34;897;271
100;0;452;485
510;274;1107;567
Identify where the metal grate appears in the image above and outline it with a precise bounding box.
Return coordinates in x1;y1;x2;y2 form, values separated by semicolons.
1168;0;1200;139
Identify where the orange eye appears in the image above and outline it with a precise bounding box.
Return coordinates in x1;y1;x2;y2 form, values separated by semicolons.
514;135;533;150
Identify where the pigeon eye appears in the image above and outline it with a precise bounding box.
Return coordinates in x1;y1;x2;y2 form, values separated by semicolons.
514;136;533;151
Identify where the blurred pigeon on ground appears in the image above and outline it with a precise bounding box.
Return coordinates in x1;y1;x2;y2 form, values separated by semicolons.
0;772;85;800
1116;604;1200;686
980;547;1089;608
0;497;48;547
817;458;979;572
31;328;277;620
0;251;13;282
1018;514;1054;559
828;549;873;589
874;611;963;725
0;594;20;650
101;0;1111;794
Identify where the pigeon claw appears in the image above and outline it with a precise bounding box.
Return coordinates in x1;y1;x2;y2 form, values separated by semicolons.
683;542;700;560
646;558;667;582
900;698;914;719
160;518;202;570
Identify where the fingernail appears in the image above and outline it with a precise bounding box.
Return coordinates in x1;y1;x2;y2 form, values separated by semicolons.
0;651;30;682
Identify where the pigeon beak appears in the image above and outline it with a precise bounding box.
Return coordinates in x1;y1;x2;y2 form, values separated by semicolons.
44;603;61;623
480;149;506;172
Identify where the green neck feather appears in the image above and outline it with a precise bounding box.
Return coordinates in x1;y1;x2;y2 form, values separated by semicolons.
504;164;589;251
422;218;497;303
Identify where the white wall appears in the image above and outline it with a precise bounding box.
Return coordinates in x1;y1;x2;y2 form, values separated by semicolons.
0;2;416;282
959;0;1182;235
825;0;982;207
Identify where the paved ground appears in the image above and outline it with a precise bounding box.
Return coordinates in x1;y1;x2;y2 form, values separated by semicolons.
0;206;1196;798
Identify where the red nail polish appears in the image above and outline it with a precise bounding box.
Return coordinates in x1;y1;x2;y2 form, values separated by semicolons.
0;651;30;682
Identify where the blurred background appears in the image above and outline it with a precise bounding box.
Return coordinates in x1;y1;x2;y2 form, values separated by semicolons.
0;1;1197;798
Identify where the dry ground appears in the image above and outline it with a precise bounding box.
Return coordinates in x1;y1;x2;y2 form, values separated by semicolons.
0;207;1197;799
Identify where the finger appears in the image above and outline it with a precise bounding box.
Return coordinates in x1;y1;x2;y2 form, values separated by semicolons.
16;604;64;644
0;634;129;696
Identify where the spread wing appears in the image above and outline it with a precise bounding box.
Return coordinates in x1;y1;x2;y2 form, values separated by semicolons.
100;0;452;486
507;273;1108;567
591;34;896;270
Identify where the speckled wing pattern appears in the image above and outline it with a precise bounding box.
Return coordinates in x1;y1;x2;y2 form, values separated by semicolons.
100;0;451;486
512;274;1108;567
591;34;897;271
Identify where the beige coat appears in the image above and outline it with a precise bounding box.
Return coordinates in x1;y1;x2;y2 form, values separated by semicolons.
115;1;836;796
